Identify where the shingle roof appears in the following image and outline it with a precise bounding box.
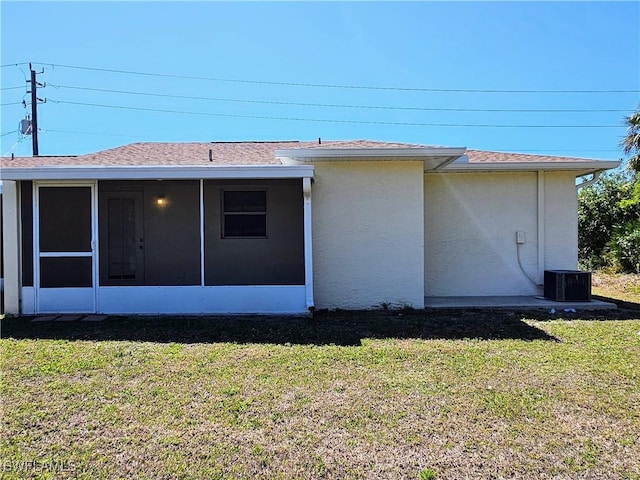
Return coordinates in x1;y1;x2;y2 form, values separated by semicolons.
0;140;606;169
465;149;602;163
302;140;437;149
1;142;306;168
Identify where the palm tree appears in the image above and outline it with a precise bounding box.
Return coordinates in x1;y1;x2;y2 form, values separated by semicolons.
622;109;640;172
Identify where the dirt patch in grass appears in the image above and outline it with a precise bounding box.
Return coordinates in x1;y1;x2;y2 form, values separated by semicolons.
592;272;640;310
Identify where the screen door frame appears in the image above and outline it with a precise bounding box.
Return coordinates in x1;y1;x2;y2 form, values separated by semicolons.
33;181;98;314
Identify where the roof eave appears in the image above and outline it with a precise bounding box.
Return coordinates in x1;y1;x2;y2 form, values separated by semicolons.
0;165;315;181
439;160;621;175
275;147;467;161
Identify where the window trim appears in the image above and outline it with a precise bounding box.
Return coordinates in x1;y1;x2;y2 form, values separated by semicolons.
221;189;268;239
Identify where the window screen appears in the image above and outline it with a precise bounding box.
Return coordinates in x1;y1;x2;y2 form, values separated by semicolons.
222;191;267;238
39;187;92;252
40;257;92;288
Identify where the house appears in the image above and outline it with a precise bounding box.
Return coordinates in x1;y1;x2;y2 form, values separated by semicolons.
0;140;619;315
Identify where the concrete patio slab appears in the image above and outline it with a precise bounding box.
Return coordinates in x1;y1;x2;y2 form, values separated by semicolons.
424;296;616;310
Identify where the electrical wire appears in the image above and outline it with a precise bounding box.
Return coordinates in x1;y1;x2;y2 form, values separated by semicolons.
1;102;23;107
46;83;634;113
1;86;25;91
1;130;18;137
0;62;30;68
2;137;25;157
48;99;624;128
33;62;640;94
40;128;138;138
517;243;542;288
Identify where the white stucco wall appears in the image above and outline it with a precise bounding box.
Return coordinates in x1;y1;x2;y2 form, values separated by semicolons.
544;172;579;270
311;161;424;309
424;171;579;297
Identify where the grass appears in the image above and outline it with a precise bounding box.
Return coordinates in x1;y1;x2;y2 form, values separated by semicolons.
593;272;640;308
1;276;639;479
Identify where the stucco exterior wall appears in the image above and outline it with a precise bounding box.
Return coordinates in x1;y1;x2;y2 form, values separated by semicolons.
424;171;579;297
311;161;424;309
544;172;579;270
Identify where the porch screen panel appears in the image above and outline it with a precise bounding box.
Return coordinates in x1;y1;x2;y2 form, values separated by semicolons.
204;180;305;285
40;257;92;288
21;181;34;286
38;186;93;289
98;180;200;286
39;187;92;252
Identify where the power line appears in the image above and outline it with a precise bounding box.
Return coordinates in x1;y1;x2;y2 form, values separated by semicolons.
49;99;624;128
0;62;30;68
35;62;640;94
47;83;634;113
1;130;17;137
1;102;23;106
1;85;25;91
41;128;138;138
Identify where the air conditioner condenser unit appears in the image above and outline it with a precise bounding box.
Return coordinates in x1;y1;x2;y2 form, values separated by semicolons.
544;270;592;302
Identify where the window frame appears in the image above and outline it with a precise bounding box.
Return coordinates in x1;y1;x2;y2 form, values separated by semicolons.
220;189;268;239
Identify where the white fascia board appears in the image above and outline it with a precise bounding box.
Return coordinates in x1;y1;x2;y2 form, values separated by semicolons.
275;147;467;161
440;160;621;174
0;165;315;181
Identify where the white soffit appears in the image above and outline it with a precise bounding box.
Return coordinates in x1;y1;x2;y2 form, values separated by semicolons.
0;165;315;181
440;159;621;174
275;147;467;171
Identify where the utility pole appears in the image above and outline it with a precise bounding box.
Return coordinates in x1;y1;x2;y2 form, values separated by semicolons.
30;67;39;156
27;63;45;156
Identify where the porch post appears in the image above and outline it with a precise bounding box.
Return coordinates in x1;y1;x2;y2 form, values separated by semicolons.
2;181;21;315
303;177;314;309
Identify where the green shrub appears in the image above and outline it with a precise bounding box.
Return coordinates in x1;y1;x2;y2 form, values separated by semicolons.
604;220;640;273
578;171;640;271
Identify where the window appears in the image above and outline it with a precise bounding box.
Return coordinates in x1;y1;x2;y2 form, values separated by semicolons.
222;190;267;238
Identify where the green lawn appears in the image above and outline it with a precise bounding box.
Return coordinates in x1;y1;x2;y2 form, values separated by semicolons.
1;304;639;479
593;272;640;309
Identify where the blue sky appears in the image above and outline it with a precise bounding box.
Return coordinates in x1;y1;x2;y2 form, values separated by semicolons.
1;1;639;160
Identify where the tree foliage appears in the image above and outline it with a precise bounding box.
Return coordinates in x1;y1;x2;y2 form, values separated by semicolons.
578;109;640;273
578;171;639;271
622;110;640;173
604;220;640;273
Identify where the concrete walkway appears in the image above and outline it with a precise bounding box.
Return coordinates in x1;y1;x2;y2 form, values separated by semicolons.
424;296;616;310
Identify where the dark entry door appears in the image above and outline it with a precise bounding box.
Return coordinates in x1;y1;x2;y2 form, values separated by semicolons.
99;192;145;285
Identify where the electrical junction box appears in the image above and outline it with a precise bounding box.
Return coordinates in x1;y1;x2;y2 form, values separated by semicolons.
20;119;32;135
544;270;591;302
516;231;526;244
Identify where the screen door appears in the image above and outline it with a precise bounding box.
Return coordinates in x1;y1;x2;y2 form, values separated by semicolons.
35;183;96;313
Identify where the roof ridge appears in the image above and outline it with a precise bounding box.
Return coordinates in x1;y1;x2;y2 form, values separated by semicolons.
210;140;301;144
